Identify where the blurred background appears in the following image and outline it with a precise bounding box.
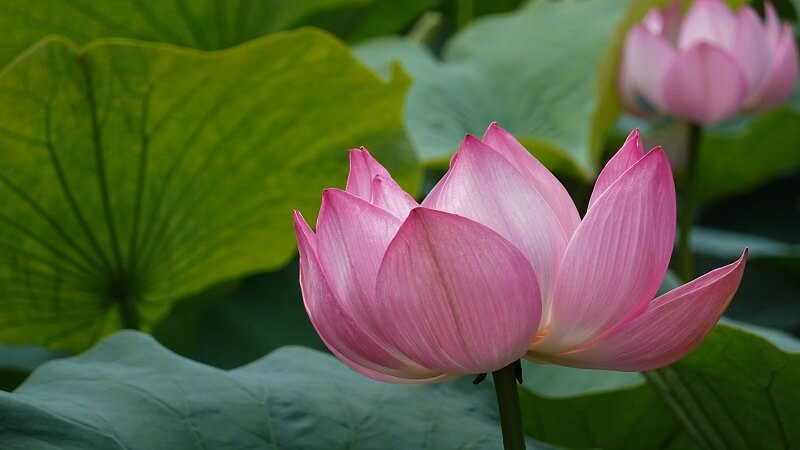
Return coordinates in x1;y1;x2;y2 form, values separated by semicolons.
0;0;798;447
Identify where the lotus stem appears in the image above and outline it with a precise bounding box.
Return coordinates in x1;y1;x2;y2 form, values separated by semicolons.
677;123;703;282
492;360;526;450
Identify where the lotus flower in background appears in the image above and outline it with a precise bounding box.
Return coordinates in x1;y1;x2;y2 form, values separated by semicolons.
294;124;746;383
619;0;798;125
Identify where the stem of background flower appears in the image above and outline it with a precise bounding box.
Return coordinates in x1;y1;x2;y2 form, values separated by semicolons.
492;361;526;450
677;123;703;282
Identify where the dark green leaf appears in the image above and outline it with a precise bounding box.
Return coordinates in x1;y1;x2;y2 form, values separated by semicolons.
0;32;419;351
697;108;800;203
646;325;800;450
1;331;553;449
0;344;66;391
300;0;438;42
157;257;326;369
0;0;371;66
519;361;694;449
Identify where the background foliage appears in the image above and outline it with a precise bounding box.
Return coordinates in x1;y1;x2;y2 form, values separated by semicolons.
0;0;798;449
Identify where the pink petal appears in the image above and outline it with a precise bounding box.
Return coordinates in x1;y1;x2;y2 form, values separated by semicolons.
481;123;580;237
345;148;417;218
422;135;567;320
315;189;401;326
618;26;676;114
294;211;444;383
747;25;798;112
536;250;747;371
587;129;645;210
764;2;781;50
374;208;542;374
643;1;682;44
677;0;737;51
346;147;390;200
662;43;748;124
370;174;418;219
534;149;676;353
732;7;771;95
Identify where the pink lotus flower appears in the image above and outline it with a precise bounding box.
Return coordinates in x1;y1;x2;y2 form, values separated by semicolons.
294;124;746;382
619;0;798;124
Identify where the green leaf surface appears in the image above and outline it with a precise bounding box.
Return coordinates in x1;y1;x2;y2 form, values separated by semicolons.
0;344;66;391
646;325;800;450
0;0;371;67
519;360;693;449
356;0;658;178
0;32;419;351
0;331;553;449
300;0;437;43
521;324;800;450
696;107;800;203
520;379;695;450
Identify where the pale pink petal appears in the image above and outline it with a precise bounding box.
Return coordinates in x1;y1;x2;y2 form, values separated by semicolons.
315;189;401;325
764;3;781;50
587;129;645;210
345;148;417;218
294;211;444;383
481;123;580;237
619;26;676;114
535;250;747;371
370;174;418;219
346;147;390;200
732;7;771;95
748;25;798;112
375;208;542;374
662;43;748;124
533;149;676;353
677;0;737;50
422;135;568;322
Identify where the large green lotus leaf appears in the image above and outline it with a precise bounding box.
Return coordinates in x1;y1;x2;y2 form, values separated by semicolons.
520;378;695;450
696;107;800;203
356;0;667;178
519;360;694;449
520;324;800;449
646;325;800;450
0;331;552;449
0;0;375;67
0;32;419;351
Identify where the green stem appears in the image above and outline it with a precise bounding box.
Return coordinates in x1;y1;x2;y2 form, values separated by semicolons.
677;123;703;283
492;361;526;450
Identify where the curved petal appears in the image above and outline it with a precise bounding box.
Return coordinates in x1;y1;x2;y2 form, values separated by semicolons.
619;26;677;113
294;211;444;383
677;0;737;50
346;147;390;199
370;174;418;219
535;250;747;371
481;123;580;237
534;149;676;353
375;208;542;374
732;7;771;95
588;129;645;210
316;189;402;325
747;25;798;112
423;135;567;319
346;148;417;218
662;43;748;124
